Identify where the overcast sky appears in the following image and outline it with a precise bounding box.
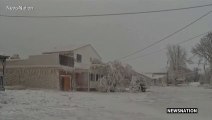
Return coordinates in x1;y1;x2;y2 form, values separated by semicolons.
0;0;212;73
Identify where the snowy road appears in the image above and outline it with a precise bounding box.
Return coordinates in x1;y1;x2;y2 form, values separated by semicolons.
1;86;212;120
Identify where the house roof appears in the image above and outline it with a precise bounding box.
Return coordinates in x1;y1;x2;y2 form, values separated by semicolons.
43;44;101;59
132;71;153;80
5;65;74;71
143;73;165;79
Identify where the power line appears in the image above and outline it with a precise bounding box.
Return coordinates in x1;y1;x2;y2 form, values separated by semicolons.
1;3;212;18
122;30;211;62
117;10;212;61
122;48;165;62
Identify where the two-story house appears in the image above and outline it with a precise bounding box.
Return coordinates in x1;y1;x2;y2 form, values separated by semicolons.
4;44;102;91
43;44;102;91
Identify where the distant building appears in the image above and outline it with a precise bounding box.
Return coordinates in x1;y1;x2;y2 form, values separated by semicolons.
132;71;152;88
167;67;192;85
3;44;102;91
145;72;167;86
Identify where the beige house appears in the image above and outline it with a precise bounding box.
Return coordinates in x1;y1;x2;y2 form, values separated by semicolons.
4;44;102;91
44;44;102;91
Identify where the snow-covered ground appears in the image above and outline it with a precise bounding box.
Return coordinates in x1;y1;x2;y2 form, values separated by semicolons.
1;86;212;120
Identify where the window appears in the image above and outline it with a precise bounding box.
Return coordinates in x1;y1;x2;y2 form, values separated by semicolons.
59;55;74;67
90;73;95;81
96;74;99;81
0;76;3;87
76;54;82;63
101;75;104;78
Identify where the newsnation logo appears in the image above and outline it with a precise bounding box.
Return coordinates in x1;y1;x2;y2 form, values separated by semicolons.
167;108;198;114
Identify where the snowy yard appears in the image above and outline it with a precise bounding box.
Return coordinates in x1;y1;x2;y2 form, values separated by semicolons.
1;86;212;120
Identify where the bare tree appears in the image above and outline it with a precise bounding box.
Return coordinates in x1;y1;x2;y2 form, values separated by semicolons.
167;45;190;85
193;67;200;82
192;32;212;85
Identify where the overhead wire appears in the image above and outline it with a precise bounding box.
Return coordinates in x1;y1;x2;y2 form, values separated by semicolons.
117;10;212;60
122;30;212;62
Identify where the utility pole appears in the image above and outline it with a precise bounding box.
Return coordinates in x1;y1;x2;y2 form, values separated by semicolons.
88;71;90;92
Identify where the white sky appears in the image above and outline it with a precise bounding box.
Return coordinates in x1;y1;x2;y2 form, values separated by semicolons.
0;0;212;73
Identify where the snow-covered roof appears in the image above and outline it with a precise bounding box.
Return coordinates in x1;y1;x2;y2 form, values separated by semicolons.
43;44;87;53
6;65;74;71
142;73;166;80
43;44;101;59
132;71;153;80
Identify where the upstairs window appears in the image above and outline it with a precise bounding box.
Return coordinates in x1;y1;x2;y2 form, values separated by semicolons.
76;54;82;63
59;55;74;67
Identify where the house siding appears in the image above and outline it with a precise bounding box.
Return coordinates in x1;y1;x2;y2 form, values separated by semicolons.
74;45;101;69
5;67;60;89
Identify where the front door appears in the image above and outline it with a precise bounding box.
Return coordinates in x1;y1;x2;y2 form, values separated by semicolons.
61;75;71;91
